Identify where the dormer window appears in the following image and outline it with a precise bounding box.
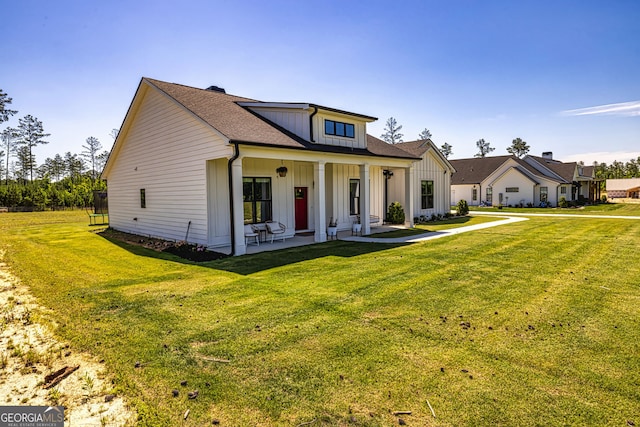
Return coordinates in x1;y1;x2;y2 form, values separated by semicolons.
325;119;355;138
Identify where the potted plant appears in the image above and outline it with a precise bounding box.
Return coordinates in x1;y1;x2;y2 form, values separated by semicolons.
276;166;288;177
327;217;338;240
352;216;362;235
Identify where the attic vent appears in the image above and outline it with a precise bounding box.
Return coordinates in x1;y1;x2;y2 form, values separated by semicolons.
206;85;226;93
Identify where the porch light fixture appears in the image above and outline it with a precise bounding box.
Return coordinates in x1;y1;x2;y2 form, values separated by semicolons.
276;166;288;177
383;169;393;179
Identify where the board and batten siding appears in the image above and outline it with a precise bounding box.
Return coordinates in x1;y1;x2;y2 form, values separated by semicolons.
312;112;367;150
107;87;232;246
413;150;451;216
247;107;310;141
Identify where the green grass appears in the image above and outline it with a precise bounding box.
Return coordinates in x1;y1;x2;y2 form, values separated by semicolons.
1;210;639;426
369;215;503;238
469;202;640;216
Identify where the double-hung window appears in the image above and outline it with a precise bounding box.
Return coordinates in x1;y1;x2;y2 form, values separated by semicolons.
243;177;272;224
421;180;434;209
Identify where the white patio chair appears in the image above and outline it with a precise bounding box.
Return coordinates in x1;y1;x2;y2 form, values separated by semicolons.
244;224;260;246
265;221;287;243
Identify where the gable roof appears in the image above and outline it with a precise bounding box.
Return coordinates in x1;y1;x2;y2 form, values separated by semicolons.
145;78;306;149
395;139;456;172
449;156;515;184
142;78;417;159
526;155;577;182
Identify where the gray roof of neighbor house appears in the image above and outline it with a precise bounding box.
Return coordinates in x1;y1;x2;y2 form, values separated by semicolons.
144;78;418;160
449;156;516;184
450;154;584;185
526;155;578;182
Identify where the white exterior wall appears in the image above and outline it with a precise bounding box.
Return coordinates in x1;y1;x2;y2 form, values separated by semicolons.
490;170;536;206
451;185;477;206
312;112;367;149
106;88;232;246
206;159;230;247
532;178;561;206
412;150;451;216
247;107;309;141
326;163;360;231
387;168;405;212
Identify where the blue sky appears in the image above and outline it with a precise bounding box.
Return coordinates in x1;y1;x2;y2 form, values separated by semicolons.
2;0;639;165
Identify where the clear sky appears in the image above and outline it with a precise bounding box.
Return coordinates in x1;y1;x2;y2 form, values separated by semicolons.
2;0;639;165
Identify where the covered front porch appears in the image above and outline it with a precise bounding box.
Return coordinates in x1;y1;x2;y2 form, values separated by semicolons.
209;146;415;256
216;224;402;255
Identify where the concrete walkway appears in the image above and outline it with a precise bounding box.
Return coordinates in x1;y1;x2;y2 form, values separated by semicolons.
470;210;640;220
341;215;529;244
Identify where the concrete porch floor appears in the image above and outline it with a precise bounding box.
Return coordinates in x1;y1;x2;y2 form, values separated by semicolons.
216;225;402;255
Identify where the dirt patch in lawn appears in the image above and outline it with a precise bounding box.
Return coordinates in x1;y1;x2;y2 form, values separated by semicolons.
98;228;228;262
0;256;136;426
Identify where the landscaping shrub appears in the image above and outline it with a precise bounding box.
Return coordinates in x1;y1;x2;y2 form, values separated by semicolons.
456;199;469;215
558;196;568;208
386;202;405;224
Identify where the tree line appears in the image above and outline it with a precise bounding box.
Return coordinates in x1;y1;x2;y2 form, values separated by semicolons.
0;88;110;210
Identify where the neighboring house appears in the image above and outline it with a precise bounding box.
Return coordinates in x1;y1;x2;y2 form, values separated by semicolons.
606;178;640;199
450;152;598;207
102;78;455;255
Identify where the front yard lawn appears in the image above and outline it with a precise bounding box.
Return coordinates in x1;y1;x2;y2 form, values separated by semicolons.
1;211;639;426
469;202;640;216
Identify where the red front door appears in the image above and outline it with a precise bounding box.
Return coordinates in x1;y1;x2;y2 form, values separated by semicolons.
294;187;308;230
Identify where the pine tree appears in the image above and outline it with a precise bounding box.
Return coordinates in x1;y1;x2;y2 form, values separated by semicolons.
15;115;50;182
380;117;404;144
474;139;495;158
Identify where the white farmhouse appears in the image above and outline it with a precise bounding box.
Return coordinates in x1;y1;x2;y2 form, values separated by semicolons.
102;78;455;255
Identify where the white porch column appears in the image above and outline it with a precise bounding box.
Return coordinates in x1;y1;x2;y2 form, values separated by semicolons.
404;165;415;227
314;161;327;242
231;158;246;255
360;163;371;235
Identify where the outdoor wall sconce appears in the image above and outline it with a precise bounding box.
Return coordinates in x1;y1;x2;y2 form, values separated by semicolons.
276;166;288;177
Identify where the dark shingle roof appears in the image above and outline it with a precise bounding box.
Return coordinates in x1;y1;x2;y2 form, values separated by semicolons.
449;156;515;184
366;135;422;159
394;140;431;157
146;78;305;149
527;155;577;182
145;78;417;160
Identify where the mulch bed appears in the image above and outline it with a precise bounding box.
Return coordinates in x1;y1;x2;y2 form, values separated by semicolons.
99;228;228;262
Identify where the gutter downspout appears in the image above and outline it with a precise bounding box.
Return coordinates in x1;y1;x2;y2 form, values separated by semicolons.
228;142;240;256
309;106;318;142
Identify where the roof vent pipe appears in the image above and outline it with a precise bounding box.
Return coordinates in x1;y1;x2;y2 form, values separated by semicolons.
206;85;226;93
